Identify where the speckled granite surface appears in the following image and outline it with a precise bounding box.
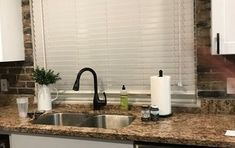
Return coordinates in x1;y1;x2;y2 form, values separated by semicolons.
0;104;235;147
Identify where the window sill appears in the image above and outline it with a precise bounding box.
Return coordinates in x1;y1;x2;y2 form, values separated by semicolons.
50;90;200;108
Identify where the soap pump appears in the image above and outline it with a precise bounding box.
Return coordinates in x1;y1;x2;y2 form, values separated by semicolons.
120;85;128;110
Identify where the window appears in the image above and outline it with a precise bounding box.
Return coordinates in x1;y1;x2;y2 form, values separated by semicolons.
32;0;196;105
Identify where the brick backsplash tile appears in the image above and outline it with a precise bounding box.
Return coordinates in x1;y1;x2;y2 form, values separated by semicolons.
23;27;31;34
22;0;29;5
18;88;34;94
0;62;17;67
198;91;226;98
24;34;31;42
25;68;34;74
1;74;16;82
6;89;18;94
198;73;225;82
24;57;34;66
8;68;25;74
17;74;32;81
9;82;26;88
0;68;8;74
197;28;210;38
198;81;226;91
25;48;33;56
196;39;210;47
22;19;31;28
26;82;35;88
24;42;32;48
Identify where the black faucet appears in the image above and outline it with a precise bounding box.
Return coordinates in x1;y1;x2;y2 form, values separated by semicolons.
73;67;107;110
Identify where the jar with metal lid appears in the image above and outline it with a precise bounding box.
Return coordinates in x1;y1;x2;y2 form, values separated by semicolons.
150;105;159;121
141;105;150;121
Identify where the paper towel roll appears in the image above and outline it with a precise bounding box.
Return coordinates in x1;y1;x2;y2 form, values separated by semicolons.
150;75;171;116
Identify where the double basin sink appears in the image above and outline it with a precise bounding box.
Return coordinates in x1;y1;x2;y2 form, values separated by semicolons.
32;113;135;129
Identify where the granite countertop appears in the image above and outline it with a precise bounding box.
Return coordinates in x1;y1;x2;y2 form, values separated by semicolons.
1;104;235;147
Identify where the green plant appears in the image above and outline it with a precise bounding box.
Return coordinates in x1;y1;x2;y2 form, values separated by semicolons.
32;67;61;85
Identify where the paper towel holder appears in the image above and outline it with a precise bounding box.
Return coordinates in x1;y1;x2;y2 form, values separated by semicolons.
150;70;172;118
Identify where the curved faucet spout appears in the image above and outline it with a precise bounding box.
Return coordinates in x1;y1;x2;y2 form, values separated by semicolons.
73;67;107;110
73;67;98;94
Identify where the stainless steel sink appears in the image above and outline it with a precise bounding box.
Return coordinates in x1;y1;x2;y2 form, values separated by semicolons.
81;114;135;129
32;113;92;127
32;113;135;129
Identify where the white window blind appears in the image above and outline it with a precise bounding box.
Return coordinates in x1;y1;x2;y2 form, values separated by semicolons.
32;0;196;104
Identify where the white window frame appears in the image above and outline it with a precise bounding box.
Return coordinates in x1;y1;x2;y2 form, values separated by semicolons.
30;0;200;107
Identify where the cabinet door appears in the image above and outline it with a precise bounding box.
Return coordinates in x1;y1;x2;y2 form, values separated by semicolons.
0;0;24;62
212;0;235;55
10;134;133;148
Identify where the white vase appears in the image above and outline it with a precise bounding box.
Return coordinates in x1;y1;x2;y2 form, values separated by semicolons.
37;85;58;111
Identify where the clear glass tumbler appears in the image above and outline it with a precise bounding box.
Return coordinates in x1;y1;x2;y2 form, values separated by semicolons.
16;97;28;118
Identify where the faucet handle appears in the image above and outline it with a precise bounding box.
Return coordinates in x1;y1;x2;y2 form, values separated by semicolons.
102;92;107;105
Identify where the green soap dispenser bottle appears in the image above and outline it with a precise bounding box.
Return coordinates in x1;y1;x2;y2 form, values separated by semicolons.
120;85;128;110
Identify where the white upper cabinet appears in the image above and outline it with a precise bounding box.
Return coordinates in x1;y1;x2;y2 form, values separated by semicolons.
212;0;235;55
0;0;25;62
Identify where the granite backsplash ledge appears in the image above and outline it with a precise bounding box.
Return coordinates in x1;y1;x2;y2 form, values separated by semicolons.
200;98;235;114
172;98;235;114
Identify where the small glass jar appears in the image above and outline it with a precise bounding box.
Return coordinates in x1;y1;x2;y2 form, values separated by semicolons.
141;105;150;121
150;105;159;121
